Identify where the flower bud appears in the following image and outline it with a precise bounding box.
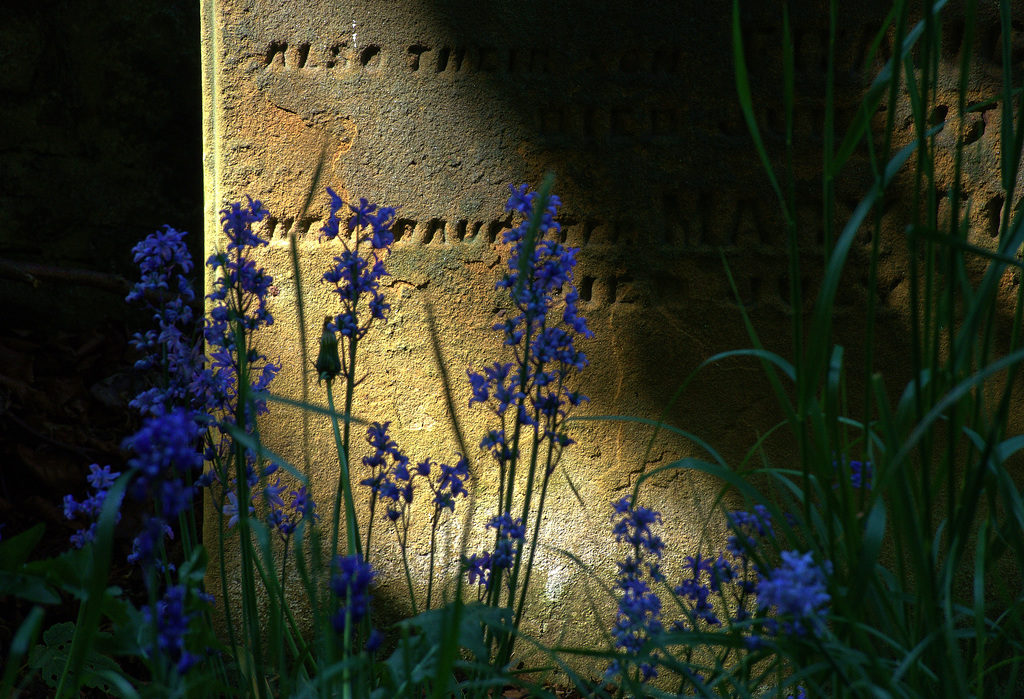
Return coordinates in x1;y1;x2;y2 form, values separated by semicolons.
316;316;341;384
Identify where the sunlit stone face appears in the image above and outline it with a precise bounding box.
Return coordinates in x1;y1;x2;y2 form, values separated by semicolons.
203;0;919;664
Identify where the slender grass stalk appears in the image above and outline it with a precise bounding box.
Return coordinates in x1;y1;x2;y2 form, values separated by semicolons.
326;378;362;561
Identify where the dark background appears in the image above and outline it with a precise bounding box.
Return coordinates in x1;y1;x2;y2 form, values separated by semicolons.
0;0;202;601
0;0;203;328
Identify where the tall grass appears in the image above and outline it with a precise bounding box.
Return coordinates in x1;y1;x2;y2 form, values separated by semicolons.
553;0;1024;696
1;1;1023;697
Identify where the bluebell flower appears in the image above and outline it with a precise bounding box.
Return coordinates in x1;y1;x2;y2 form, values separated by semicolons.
290;486;319;521
318;188;395;351
756;550;832;637
67;409;203;559
196;196;279;438
330;553;377;636
612;497;665;568
142;584;210;674
126;226;202;417
607;498;666;682
468;184;592;494
223;491;254;529
128;517;175;570
849;460;872;489
833;456;873;490
727;505;774;558
63;463;126;548
85;464;120;490
360;422;410;506
268;485;319;546
192;197;282;546
359;421;469;533
431;456;469;511
479;429;517;464
464;551;492;586
463;512;525;588
123;408;204;519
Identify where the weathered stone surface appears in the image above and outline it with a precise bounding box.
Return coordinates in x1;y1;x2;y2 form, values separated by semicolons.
202;0;1024;671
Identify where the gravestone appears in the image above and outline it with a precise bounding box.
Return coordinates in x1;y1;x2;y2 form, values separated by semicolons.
201;0;1017;666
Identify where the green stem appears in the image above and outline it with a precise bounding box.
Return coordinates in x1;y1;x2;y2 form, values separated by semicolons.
399;541;419;617
426;516;439;610
327;378;362;560
512;440;557;633
233;326;269;699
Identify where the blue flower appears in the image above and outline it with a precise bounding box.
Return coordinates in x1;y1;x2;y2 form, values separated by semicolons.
126;226;202;417
432;456;469;511
330;554;377;635
468;184;592;488
318;189;395;350
727;505;774;557
223;491;254;529
142;584;210;674
348;197;377;232
199;196;278;433
127;517;174;570
849;460;873;489
463;512;525;587
123;408;204;519
834;457;873;490
756;550;832;637
611;497;665;564
268;485;319;544
62;409;199;561
290;486;319;521
86;464;120;490
607;498;666;682
361;422;410;502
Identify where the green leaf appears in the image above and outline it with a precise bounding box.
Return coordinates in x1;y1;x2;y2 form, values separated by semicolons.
0;523;46;571
0;571;60;605
29;622;123;694
383;602;513;694
0;605;44;698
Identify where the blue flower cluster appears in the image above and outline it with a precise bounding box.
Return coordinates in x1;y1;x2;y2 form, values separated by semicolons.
359;421;469;526
849;460;872;489
122;407;205;568
62;202;285;678
63;464;122;549
757;550;832;637
467;183;592;474
65;223;207;550
190;198;285;558
142;584;213;674
464;513;526;588
360;421;411;521
674;553;737;628
215;458;283;526
125;225;202;416
834;457;873;490
606;495;834;684
427;456;470;514
266;482;320;545
607;498;666;683
320;188;395;343
726;504;774;558
196;196;280;435
330;553;377;637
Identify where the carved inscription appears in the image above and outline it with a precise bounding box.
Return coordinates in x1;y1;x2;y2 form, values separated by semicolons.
245;10;915;321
